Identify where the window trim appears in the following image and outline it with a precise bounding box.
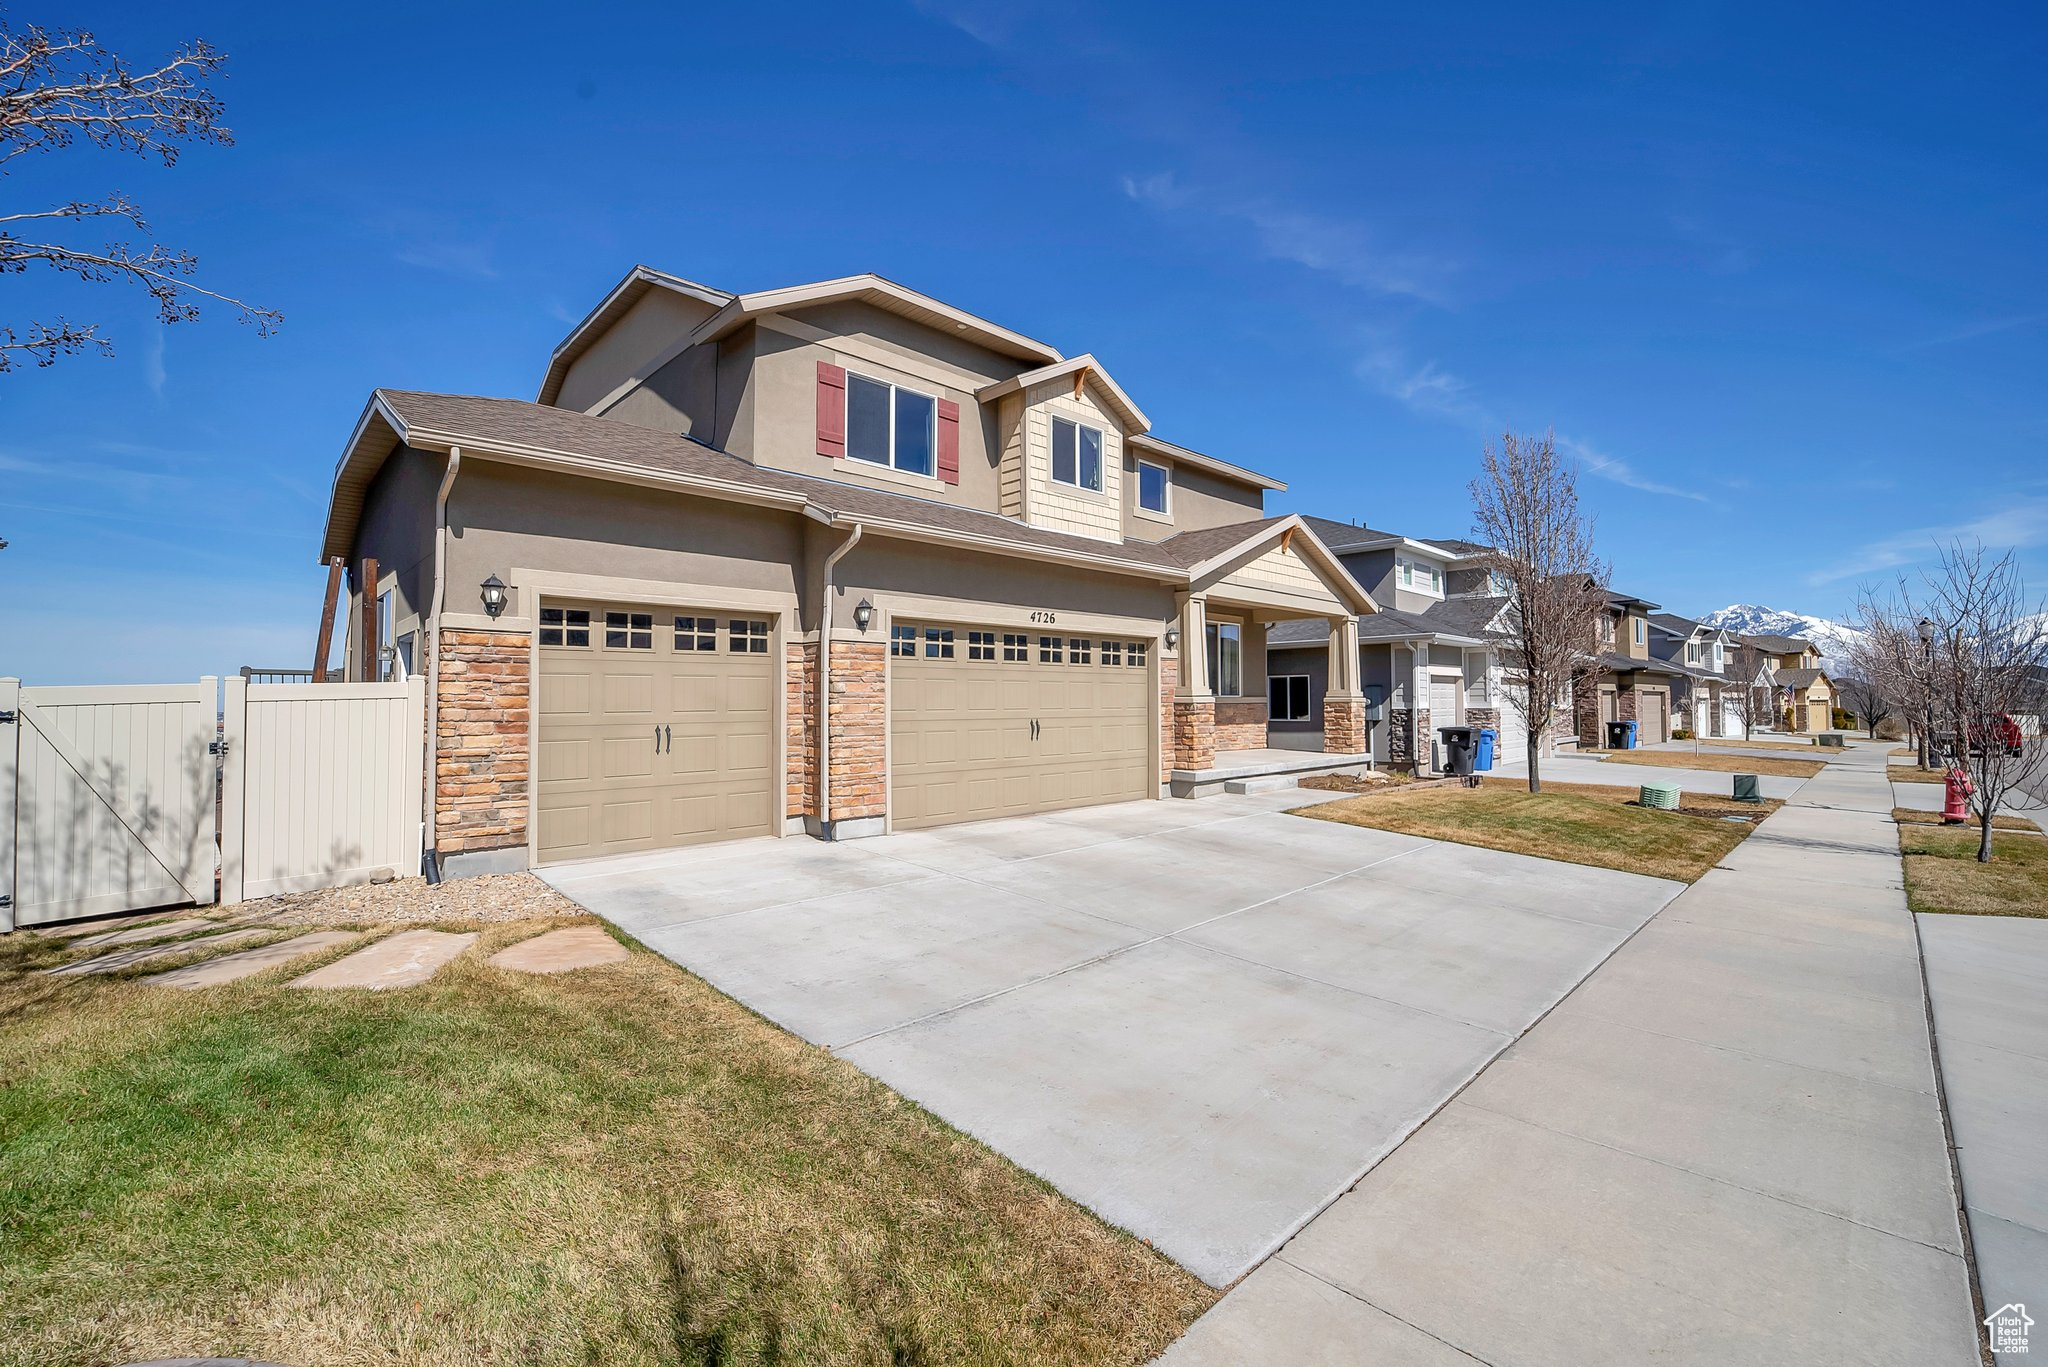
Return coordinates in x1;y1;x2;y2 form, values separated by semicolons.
1268;674;1312;722
845;370;940;479
1050;415;1106;493
1135;458;1171;516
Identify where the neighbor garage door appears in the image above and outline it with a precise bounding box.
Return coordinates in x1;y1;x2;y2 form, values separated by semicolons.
536;601;777;864
890;624;1152;830
1640;690;1667;744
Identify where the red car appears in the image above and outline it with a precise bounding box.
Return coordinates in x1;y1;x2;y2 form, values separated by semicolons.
1967;714;2025;757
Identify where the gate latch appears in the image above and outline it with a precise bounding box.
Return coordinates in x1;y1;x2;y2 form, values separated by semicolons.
209;738;230;756
0;710;15;725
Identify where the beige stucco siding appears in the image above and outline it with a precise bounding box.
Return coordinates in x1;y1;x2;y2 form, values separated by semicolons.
352;445;445;629
444;463;807;622
739;309;1010;515
1123;459;1265;540
1019;376;1126;543
555;288;724;415
831;536;1174;630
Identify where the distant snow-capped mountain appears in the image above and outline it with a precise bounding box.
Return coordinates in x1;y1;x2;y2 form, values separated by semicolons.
1701;605;1865;672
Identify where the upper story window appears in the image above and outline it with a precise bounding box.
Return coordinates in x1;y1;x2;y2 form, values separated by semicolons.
1052;417;1104;493
1398;557;1443;595
1488;569;1511;595
847;373;936;477
1598;616;1615;644
1136;460;1170;514
1633;617;1646;646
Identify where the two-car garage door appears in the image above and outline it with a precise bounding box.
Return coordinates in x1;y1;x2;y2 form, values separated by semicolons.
890;623;1153;830
536;601;776;864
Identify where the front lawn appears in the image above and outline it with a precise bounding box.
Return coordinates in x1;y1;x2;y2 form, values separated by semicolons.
1900;825;2048;919
1296;778;1777;883
1893;806;2039;832
1596;749;1825;779
1700;737;1824;754
0;918;1208;1367
1890;765;1949;784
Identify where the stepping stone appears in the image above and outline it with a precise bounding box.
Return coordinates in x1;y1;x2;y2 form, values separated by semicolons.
68;916;218;951
43;928;274;978
147;932;359;989
488;925;629;974
290;929;477;991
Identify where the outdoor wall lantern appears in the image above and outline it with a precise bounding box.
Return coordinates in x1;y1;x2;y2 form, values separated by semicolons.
853;598;874;632
1164;624;1181;650
480;575;508;618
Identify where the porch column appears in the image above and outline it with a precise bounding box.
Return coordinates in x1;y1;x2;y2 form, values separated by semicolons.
1322;614;1367;755
1172;593;1215;771
1410;641;1435;774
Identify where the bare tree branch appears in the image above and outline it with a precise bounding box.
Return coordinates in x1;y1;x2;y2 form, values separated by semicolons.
0;18;275;372
1469;429;1610;793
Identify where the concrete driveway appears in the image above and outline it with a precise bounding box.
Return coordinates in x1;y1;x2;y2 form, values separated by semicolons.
542;791;1684;1285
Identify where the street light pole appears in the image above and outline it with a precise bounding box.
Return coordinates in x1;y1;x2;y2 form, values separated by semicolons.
1917;617;1935;770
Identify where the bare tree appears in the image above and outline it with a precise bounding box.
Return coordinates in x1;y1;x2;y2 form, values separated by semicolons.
1852;593;1938;766
1723;638;1772;741
1881;544;2048;863
1470;430;1609;792
1833;632;1901;740
1;18;278;372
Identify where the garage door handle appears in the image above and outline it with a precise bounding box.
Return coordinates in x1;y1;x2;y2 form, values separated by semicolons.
664;724;671;753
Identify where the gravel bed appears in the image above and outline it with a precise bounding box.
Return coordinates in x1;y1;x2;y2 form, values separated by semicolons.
252;872;589;928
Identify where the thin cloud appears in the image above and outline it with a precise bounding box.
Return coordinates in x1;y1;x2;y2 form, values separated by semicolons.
143;327;167;398
1805;497;2048;585
1554;434;1708;503
396;238;498;280
1897;312;2048;352
1123;171;1456;305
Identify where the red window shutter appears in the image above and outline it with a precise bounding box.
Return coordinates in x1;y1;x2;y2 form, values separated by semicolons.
936;398;961;485
817;362;847;458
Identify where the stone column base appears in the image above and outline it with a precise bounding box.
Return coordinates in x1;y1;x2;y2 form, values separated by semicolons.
1323;697;1367;755
1173;698;1217;771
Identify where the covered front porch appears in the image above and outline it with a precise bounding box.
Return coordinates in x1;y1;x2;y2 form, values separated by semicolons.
1166;518;1376;795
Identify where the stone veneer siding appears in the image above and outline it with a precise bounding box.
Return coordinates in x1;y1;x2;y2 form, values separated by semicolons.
1323;697;1367;755
1575;674;1605;749
1173;698;1216;772
1388;706;1434;773
435;629;530;855
1158;656;1178;784
786;640;817;820
826;639;885;821
1213;697;1268;752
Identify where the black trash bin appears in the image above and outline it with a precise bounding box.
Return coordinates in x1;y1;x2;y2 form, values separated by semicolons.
1438;725;1477;777
1606;720;1631;749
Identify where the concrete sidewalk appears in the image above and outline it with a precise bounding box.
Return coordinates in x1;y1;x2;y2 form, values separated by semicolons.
1161;740;1982;1366
1920;914;2048;1363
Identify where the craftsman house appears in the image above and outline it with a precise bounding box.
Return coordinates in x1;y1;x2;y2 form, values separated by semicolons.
318;267;1377;875
1742;633;1836;733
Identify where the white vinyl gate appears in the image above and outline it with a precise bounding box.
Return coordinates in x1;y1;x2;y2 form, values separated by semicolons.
2;675;424;931
0;678;220;930
219;676;424;903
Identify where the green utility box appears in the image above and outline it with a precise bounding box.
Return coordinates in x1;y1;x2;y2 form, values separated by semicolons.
1732;774;1762;803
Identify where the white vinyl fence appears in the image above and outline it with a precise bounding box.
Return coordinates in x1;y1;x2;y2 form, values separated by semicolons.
1;675;424;931
220;676;423;903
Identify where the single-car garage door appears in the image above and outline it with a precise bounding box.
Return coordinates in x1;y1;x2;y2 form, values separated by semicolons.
536;600;777;863
1639;690;1667;744
890;623;1152;830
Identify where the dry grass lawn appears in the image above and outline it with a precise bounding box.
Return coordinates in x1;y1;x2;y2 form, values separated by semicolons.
1893;806;2040;832
1596;749;1825;779
1700;737;1824;754
1900;825;2048;919
1890;765;1949;784
0;918;1209;1367
1296;777;1777;883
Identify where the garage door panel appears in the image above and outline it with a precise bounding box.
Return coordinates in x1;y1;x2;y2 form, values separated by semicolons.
891;626;1151;831
538;598;777;864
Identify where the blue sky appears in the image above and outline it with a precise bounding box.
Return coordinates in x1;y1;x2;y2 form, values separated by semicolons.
4;1;2044;682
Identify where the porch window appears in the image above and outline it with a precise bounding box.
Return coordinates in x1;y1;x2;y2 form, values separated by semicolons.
1051;417;1104;492
1206;622;1242;697
1268;674;1311;721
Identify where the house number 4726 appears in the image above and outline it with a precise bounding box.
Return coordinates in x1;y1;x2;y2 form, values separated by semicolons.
1030;610;1058;624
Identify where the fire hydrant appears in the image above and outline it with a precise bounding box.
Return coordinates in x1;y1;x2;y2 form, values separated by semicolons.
1942;766;1974;825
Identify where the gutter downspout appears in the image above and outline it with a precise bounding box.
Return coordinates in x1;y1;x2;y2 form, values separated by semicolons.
813;517;863;839
422;446;461;883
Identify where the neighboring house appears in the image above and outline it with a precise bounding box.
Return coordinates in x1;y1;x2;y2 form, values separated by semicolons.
1647;613;1742;737
1741;633;1836;732
1266;521;1541;771
1578;590;1689;747
319;266;1377;875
